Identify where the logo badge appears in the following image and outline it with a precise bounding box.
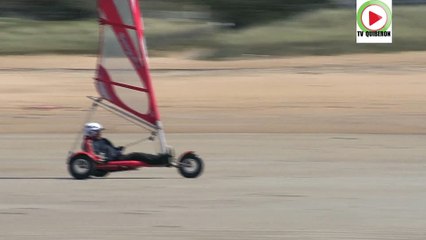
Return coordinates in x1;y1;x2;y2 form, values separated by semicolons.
356;0;392;43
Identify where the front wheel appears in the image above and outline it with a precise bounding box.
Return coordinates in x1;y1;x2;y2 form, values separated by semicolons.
68;155;95;180
178;153;204;178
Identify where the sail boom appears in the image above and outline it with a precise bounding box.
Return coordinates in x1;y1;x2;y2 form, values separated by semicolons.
95;78;149;93
87;96;159;131
99;18;137;30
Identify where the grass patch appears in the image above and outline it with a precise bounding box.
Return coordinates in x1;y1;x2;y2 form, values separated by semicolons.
0;5;425;58
0;18;98;54
207;6;426;58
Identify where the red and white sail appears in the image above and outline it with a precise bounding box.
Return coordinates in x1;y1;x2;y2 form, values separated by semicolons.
96;0;159;127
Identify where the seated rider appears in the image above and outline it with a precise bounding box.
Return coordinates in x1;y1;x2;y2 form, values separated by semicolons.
83;122;170;165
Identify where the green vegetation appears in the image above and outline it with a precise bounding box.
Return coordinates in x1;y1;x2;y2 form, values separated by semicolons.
1;0;331;27
0;6;425;58
207;6;426;58
0;0;96;20
0;18;97;54
191;0;333;28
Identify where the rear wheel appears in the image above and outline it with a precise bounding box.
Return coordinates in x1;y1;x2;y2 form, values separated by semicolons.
178;153;203;178
68;155;94;180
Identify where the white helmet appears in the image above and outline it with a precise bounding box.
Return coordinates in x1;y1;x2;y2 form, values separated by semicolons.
84;122;104;137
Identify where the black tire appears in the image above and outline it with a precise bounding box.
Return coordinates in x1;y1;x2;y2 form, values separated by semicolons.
91;169;110;178
68;155;95;180
178;153;204;178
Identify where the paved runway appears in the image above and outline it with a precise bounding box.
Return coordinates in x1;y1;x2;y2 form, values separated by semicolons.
1;133;425;239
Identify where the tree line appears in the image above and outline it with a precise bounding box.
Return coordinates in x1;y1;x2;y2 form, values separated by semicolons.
0;0;333;27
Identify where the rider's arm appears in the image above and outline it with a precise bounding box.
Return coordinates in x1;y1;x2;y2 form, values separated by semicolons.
82;138;95;153
103;138;123;151
103;138;115;148
84;138;108;161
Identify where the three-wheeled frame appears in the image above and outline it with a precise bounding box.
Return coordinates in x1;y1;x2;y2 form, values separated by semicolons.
67;97;204;179
68;150;203;179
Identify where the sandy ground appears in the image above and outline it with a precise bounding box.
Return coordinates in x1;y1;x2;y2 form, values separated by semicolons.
1;53;426;239
1;133;426;239
0;52;426;134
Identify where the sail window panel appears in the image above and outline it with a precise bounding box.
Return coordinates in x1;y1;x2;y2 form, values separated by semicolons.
101;26;123;58
96;80;112;101
141;37;149;63
113;0;135;27
129;29;142;61
115;86;149;114
101;26;146;89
